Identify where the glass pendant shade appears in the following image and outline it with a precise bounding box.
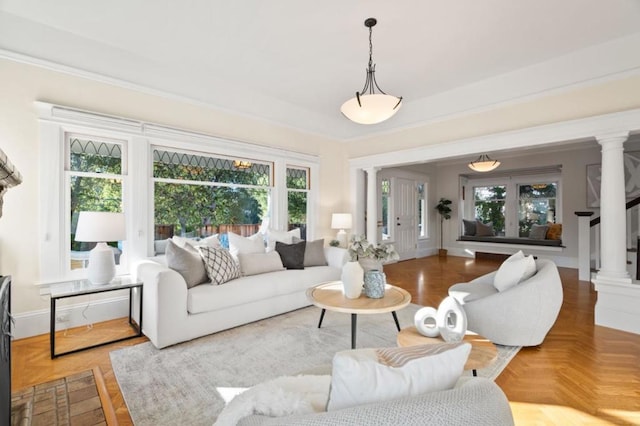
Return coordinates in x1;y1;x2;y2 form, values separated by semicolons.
468;154;501;172
341;93;402;125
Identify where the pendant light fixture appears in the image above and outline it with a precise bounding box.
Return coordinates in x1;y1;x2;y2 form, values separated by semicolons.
468;154;501;172
341;18;402;125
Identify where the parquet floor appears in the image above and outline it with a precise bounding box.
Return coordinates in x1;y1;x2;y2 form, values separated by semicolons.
11;255;640;425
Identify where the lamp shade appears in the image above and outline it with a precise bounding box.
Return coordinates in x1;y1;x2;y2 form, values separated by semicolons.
331;213;353;230
75;211;126;242
340;94;402;125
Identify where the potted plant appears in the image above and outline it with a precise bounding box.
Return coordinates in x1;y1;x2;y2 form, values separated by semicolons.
347;235;400;298
435;198;452;257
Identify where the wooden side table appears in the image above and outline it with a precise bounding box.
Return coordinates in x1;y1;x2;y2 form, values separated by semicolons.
397;326;497;376
307;281;411;349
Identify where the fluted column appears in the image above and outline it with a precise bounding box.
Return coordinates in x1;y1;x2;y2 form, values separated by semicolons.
595;133;631;283
365;167;380;245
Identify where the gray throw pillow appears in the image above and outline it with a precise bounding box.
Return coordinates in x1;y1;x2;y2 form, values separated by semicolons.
529;224;549;239
293;237;328;267
165;239;208;288
275;241;306;270
238;251;285;276
475;220;495;236
462;219;476;236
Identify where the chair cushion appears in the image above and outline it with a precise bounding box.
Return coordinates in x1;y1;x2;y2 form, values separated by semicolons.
462;219;477;236
326;343;471;411
528;224;548;239
493;250;536;292
475;220;495;236
546;222;563;240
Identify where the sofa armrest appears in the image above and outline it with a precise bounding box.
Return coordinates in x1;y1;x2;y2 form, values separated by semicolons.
324;247;348;269
136;260;189;348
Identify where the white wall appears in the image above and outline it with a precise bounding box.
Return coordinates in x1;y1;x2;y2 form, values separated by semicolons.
0;59;348;335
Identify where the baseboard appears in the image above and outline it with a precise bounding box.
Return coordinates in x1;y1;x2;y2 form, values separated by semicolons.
12;296;130;339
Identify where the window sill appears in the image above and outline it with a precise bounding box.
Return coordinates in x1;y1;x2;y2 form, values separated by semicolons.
457;236;564;252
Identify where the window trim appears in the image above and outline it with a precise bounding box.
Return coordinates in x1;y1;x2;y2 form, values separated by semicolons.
36;101;320;284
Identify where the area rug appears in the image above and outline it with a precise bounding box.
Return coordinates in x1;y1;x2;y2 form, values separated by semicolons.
11;367;116;426
110;305;520;426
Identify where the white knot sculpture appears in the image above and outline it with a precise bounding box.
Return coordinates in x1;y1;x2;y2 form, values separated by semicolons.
413;296;467;342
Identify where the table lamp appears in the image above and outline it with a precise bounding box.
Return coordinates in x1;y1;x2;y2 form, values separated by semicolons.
331;213;352;248
75;211;126;285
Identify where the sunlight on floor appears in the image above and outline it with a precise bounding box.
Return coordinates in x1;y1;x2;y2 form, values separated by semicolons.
216;387;248;404
510;402;640;425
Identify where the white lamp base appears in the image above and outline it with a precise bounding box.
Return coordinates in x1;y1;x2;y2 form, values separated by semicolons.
87;242;116;285
336;229;348;248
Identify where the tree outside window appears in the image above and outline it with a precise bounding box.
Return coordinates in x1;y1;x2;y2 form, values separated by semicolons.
474;185;506;235
287;166;309;239
518;183;557;236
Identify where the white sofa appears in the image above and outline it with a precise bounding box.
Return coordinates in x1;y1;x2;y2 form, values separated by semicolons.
136;246;348;348
236;377;514;426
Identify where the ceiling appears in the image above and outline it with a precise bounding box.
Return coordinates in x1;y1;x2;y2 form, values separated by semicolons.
1;0;640;141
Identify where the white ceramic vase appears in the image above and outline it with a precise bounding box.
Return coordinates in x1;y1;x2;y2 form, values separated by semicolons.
436;296;468;343
414;306;440;337
341;261;364;299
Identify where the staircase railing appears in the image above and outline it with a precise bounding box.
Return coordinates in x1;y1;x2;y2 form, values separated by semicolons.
581;195;640;280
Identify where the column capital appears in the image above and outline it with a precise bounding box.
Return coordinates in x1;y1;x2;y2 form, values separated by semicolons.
595;132;629;146
363;166;382;174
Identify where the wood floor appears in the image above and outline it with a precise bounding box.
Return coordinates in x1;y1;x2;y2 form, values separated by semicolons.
12;255;640;425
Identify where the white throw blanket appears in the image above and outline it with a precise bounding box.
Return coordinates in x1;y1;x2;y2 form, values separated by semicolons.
214;375;331;426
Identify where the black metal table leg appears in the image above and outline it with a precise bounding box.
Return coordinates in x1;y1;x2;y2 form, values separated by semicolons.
50;297;55;359
317;309;326;328
351;313;357;349
392;311;401;331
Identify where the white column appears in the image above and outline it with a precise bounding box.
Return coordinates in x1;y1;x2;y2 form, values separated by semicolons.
365;167;380;245
575;211;594;281
595;134;631;283
350;167;366;237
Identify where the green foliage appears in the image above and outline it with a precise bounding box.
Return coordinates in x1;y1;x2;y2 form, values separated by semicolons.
474;186;506;235
435;198;452;220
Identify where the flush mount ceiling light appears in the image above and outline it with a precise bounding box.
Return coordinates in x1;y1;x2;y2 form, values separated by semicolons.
468;154;501;172
341;17;402;125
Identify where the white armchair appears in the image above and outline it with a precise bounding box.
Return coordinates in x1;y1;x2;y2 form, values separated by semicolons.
448;259;563;347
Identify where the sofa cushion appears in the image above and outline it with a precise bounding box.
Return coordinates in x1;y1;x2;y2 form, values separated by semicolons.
493;250;536;292
172;234;222;250
198;246;240;285
266;228;301;252
165;239;208;288
293;237;328;267
228;232;265;260
275;241;306;269
186;266;341;314
238;251;285;276
528;224;548;240
327;343;471;411
462;219;476;236
546;222;562;240
475;220;494;236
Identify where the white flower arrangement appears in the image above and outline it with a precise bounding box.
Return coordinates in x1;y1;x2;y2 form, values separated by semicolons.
347;235;400;262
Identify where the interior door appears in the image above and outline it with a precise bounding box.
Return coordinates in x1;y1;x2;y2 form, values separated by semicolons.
395;178;418;261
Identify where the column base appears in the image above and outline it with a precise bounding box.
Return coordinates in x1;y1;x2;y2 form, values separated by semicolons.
592;277;640;335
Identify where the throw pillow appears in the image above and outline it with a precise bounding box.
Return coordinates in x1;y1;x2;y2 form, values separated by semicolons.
546;222;563;240
165;239;208;288
238;251;285;276
528;224;548;240
293;237;328;267
475;220;495;236
462;219;476;236
326;342;471;411
266;228;301;252
493;250;537;292
275;241;306;270
228;231;265;260
198;246;241;285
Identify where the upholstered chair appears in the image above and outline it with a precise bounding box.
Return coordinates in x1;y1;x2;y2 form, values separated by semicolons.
448;259;563;346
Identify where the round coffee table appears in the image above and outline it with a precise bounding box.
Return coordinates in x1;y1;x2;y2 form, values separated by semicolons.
397;326;497;376
306;281;411;349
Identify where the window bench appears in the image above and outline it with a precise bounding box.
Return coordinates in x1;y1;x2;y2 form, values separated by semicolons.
457;235;563;248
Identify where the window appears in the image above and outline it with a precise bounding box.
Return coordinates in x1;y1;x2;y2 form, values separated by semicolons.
473;185;506;236
381;178;391;240
153;148;271;246
67;135;126;271
417;182;428;238
286;166;309;239
518;182;557;236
